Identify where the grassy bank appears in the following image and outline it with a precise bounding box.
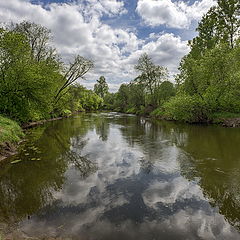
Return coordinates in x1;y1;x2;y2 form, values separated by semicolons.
0;116;24;160
150;108;240;127
0;116;23;143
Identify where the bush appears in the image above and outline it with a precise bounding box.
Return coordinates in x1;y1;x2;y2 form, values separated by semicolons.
162;94;210;123
126;107;136;114
150;108;165;118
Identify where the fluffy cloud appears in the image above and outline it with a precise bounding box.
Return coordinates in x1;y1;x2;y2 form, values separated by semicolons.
82;0;127;17
122;33;190;77
0;0;192;91
136;0;216;29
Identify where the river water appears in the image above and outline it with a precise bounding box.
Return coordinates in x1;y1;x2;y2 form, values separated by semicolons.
1;112;240;239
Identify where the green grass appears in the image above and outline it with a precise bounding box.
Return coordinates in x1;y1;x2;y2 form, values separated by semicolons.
0;115;24;144
211;112;240;119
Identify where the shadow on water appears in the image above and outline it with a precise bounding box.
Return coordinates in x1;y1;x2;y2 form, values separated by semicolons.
0;112;240;239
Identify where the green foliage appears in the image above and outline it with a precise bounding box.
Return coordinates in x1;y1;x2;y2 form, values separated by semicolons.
126;107;136;114
150;108;165;118
162;94;209;123
165;1;240;123
110;55;172;115
94;76;109;99
156;81;176;105
0;26;60;122
103;93;116;110
0;21;96;123
0;116;24;144
134;53;169;106
112;77;175;115
78;88;103;111
52;84;103;116
114;84;130;112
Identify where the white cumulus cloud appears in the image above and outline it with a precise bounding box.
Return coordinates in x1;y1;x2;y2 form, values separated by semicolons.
0;0;194;91
136;0;216;29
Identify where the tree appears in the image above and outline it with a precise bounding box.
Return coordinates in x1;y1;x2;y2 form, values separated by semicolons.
54;55;93;104
94;76;109;99
13;21;59;63
217;0;240;49
189;0;240;57
157;81;176;105
128;82;146;110
0;28;61;122
114;84;130;112
134;53;168;106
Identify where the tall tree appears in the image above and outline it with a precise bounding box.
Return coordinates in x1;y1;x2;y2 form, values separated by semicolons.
0;28;61;122
54;55;93;104
13;21;59;63
134;53;168;105
217;0;240;48
94;76;109;99
189;0;240;57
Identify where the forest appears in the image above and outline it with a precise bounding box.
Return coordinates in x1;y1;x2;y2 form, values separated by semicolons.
0;0;240;146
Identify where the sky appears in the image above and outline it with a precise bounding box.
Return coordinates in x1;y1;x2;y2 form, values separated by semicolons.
0;0;216;91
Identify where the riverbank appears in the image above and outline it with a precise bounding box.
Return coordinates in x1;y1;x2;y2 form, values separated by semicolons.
112;109;240;127
1;110;239;163
21;116;67;129
152;115;240;127
0;116;24;162
0;115;71;162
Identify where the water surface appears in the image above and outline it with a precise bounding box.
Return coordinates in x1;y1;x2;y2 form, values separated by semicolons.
1;113;240;239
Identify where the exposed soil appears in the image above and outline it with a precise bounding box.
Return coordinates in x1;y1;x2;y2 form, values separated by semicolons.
221;118;240;127
0;142;18;163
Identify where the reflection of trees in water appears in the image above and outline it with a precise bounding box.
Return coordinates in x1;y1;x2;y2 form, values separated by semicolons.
169;124;240;230
53;131;97;178
0;115;97;222
115;115;240;230
117;117;176;172
95;116;110;141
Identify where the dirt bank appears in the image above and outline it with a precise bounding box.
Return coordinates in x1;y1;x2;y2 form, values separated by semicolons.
0;142;18;163
221;118;240;127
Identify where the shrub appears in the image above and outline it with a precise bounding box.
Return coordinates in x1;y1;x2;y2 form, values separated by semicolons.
162;94;209;123
150;108;165;118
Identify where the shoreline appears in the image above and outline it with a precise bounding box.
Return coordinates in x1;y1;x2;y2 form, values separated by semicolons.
21;116;67;129
1;112;240;163
0;142;18;163
0;115;71;163
113;110;240;127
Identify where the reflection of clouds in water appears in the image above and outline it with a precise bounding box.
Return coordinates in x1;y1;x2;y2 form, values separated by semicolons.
22;209;239;240
142;176;205;206
153;146;180;174
81;127;142;181
53;168;98;205
19;114;240;240
53;126;143;206
162;209;239;240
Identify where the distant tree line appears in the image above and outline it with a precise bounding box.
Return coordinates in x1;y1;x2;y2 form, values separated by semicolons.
104;0;240;123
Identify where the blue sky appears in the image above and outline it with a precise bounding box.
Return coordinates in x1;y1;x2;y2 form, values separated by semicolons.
0;0;216;91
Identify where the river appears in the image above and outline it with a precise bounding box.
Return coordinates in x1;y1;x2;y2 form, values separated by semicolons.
1;112;240;239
